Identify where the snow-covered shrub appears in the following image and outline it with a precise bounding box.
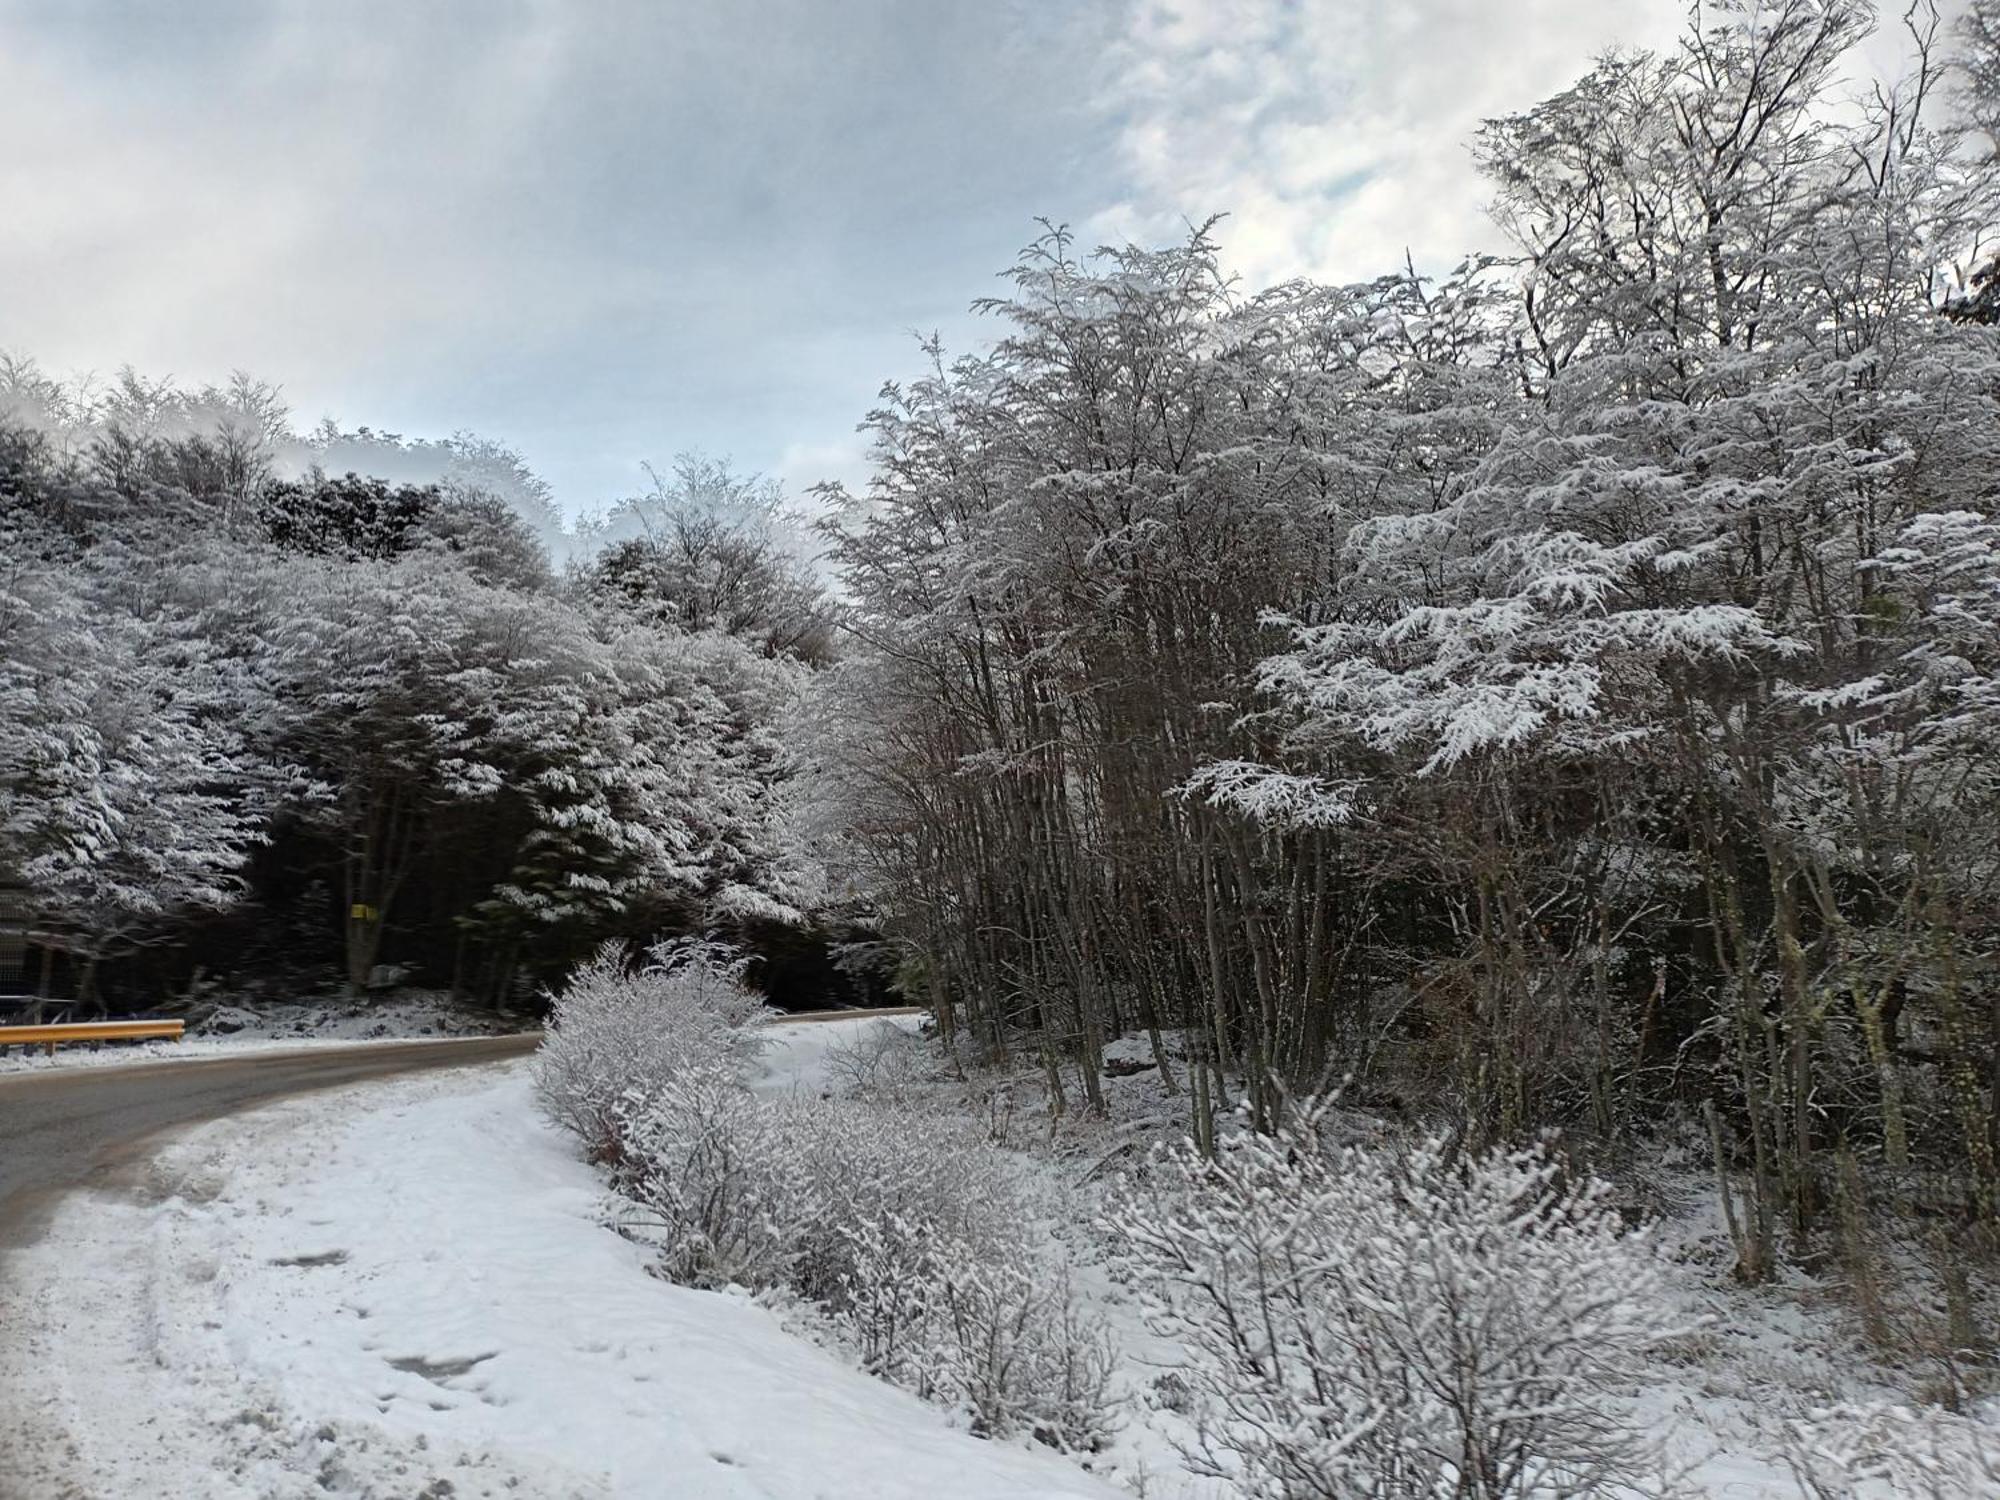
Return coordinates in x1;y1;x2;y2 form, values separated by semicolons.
615;1064;812;1287
1109;1108;1676;1498
820;1019;936;1101
832;1192;1113;1437
609;1061;1116;1447
813;1121;1113;1448
614;1084;1011;1295
791;1098;1023;1300
1026;1275;1120;1452
837;1211;1116;1448
540;951;1113;1450
837;1209;943;1387
532;939;769;1159
1784;1402;2000;1498
929;1253;1117;1450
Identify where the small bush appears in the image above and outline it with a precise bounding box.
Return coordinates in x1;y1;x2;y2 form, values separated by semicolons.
1108;1106;1678;1498
533;939;770;1160
836;1207;1115;1448
617;1082;1117;1448
615;1063;809;1287
820;1019;937;1101
539;956;1116;1450
934;1257;1117;1451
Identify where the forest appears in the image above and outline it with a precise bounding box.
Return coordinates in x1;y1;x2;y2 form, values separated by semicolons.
0;399;848;1011
8;0;2000;1295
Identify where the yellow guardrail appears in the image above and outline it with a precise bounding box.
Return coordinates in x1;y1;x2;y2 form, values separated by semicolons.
0;1020;186;1056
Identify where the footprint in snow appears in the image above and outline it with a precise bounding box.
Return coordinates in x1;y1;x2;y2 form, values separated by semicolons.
271;1248;349;1268
388;1351;500;1384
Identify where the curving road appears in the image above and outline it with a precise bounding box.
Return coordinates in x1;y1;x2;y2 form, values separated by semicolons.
0;1034;541;1257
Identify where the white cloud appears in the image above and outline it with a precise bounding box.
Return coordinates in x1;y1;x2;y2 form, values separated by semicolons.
1092;0;1971;289
2;0;1956;519
0;3;1120;513
1090;0;1687;286
774;436;874;505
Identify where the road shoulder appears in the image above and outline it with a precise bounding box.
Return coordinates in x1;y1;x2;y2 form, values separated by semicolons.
0;1052;1116;1499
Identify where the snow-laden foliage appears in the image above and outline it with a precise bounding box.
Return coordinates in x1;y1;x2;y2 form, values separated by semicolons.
0;384;827;1004
0;442;266;991
811;0;2000;1297
1109;1108;1676;1498
532;940;769;1157
1784;1401;2000;1497
538;960;1115;1450
613;1079;1117;1448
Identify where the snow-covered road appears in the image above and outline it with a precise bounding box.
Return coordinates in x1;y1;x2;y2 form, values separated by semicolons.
0;1039;1120;1499
0;1035;542;1255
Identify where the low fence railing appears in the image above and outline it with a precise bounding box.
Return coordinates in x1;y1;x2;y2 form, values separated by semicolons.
0;1019;185;1057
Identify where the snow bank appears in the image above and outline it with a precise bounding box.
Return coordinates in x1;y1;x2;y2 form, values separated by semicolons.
0;1054;1120;1499
0;992;528;1075
192;992;525;1042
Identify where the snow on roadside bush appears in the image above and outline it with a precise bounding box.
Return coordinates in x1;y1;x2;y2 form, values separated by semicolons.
532;939;769;1160
614;1080;1116;1449
537;956;1115;1451
1108;1106;1679;1498
612;1064;806;1286
1784;1402;2000;1498
819;1019;936;1101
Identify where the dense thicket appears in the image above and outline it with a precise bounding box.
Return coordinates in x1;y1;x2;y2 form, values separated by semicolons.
0;368;834;1009
817;0;2000;1273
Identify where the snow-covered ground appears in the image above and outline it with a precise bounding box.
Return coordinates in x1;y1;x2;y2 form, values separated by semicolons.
0;1022;1119;1499
0;992;529;1075
749;1027;1974;1500
748;1022;1838;1495
5;1013;1984;1499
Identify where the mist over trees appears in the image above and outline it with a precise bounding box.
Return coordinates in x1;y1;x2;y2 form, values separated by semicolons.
6;0;2000;1275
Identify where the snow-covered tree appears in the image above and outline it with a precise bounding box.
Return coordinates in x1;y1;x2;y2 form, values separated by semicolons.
0;436;265;997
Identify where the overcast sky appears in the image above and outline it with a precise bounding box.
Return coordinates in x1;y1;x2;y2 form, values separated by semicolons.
4;0;1712;514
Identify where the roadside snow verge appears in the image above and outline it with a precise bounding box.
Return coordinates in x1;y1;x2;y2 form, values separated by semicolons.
0;1053;1120;1499
0;994;531;1076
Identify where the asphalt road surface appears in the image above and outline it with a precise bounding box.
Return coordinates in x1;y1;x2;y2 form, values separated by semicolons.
0;1034;541;1257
